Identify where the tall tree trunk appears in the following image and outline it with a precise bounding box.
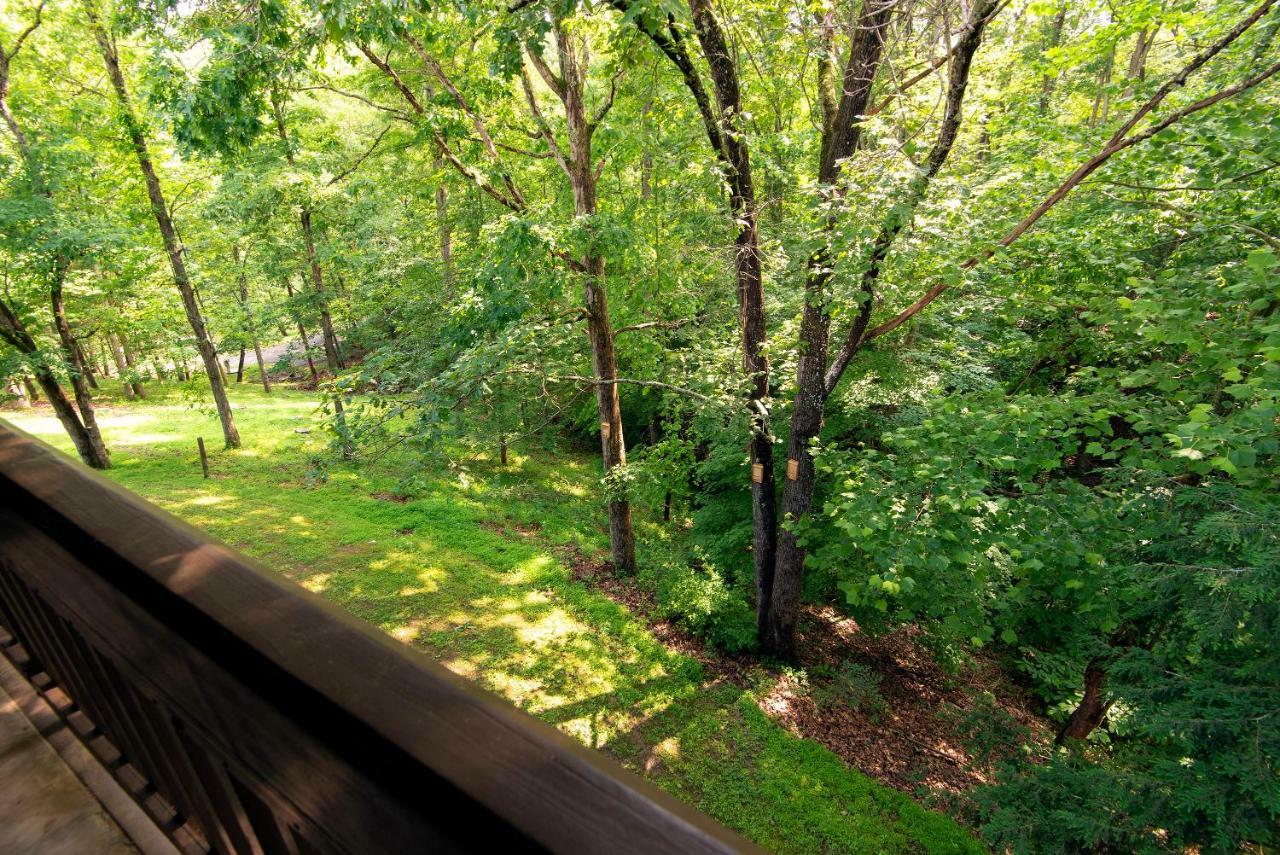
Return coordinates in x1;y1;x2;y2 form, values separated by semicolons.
83;0;239;448
235;256;272;394
84;5;230;439
769;0;895;658
541;20;636;573
1125;27;1153;90
1090;48;1115;127
436;156;453;288
1;6;105;466
1039;2;1067;115
119;333;146;398
271;96;344;373
681;0;778;639
770;0;997;658
235;346;246;382
21;374;39;403
74;337;99;390
271;95;351;457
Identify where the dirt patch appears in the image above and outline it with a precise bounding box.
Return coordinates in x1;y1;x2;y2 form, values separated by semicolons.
371;491;410;504
567;550;1050;801
479;518;544;538
778;606;1050;797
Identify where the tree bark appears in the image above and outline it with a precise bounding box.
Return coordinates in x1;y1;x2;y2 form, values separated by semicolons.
1056;658;1111;743
50;273;111;466
83;0;239;448
108;332;136;400
533;19;637;573
679;0;778;637
0;298;108;468
285;279;320;386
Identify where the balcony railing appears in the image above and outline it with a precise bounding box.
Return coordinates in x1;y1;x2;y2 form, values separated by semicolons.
0;420;757;854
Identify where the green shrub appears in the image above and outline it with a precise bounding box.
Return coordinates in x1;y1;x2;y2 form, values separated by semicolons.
654;557;758;653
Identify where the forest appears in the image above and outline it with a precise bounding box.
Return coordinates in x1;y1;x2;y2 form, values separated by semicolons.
0;0;1277;850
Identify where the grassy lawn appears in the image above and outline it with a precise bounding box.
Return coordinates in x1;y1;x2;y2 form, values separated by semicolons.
3;383;983;854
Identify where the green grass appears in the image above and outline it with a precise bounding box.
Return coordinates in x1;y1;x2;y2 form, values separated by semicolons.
3;382;983;854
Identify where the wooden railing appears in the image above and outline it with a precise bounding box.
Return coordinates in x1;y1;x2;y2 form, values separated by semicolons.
0;420;758;854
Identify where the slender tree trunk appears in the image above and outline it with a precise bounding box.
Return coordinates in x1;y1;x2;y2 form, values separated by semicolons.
83;0;239;448
436;156;453;288
108;332;136;400
1125;27;1153;91
649;415;672;522
1039;2;1067;116
50;274;111;466
119;333;146;398
270;96;351;457
74;337;99;389
21;374;39;402
285;279;320;386
0;298;108;468
235;258;272;394
546;21;636;573
680;0;778;637
98;339;111;379
235;346;246;382
271;97;344;373
1090;48;1115;127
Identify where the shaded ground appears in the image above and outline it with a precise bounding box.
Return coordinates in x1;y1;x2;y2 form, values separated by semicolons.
569;557;1051;804
4;385;986;854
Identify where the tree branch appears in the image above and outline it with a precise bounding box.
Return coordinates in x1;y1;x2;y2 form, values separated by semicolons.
327;125;392;185
860;1;1280;347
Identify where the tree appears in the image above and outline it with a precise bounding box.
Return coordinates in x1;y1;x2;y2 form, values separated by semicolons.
80;0;240;448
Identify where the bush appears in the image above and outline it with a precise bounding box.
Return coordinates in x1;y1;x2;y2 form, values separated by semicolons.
653;557;758;653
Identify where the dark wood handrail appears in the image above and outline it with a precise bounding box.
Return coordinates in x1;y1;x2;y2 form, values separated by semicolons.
0;420;760;854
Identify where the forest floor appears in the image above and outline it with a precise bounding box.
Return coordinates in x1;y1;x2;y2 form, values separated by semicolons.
2;382;1032;854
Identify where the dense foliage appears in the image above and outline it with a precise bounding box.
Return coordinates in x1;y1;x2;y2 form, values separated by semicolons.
2;0;1277;849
